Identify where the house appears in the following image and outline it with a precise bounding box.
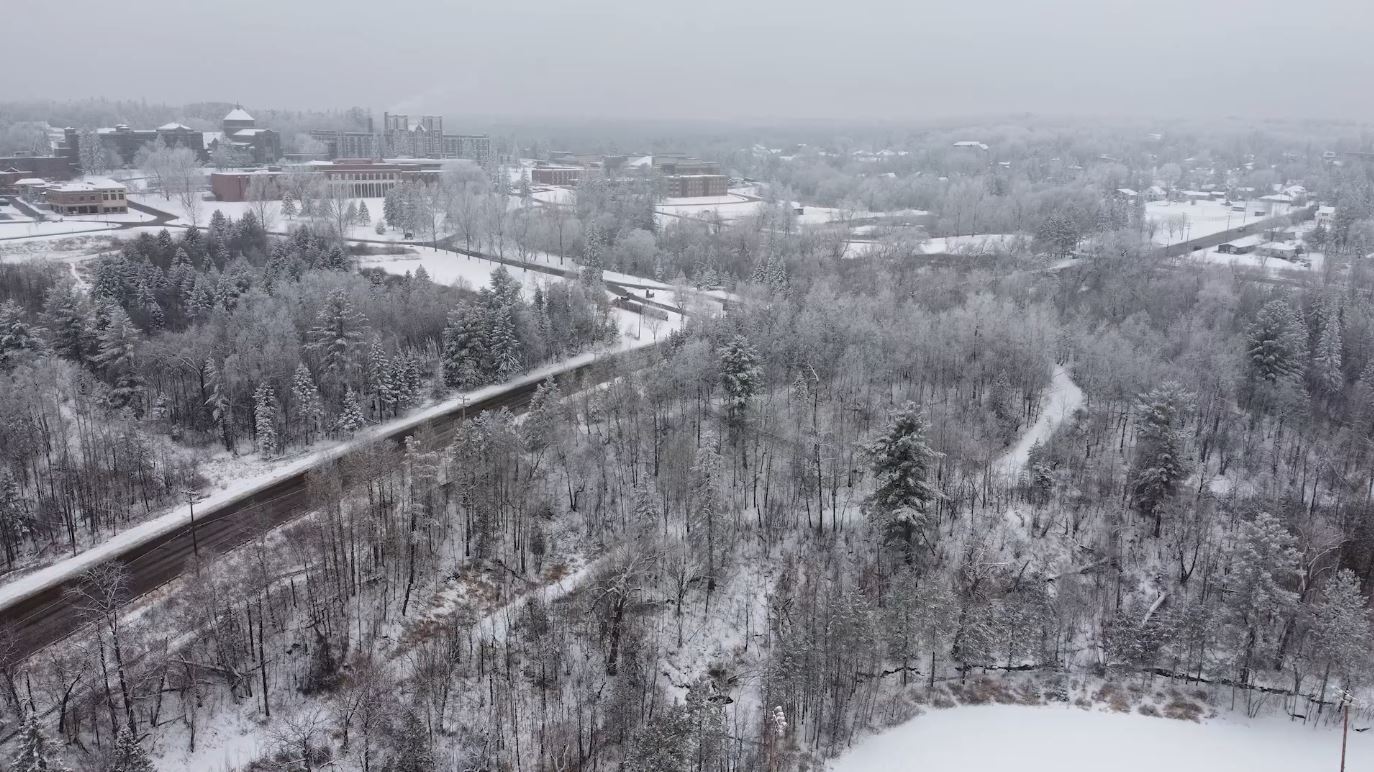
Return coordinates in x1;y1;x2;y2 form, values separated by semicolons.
1257;193;1294;217
952;141;989;151
1257;242;1300;260
1216;241;1257;255
14;179;49;203
1115;188;1139;200
1315;206;1336;229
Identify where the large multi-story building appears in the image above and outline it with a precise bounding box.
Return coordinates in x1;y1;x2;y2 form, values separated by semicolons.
530;166;583;186
381;113;490;162
308;128;381;161
661;174;729;198
209;158;444;202
65;124;207;166
651;155;729;198
309;113;490;164
208;106;281;165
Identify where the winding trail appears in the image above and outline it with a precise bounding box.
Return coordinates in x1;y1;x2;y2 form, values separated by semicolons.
996;363;1083;478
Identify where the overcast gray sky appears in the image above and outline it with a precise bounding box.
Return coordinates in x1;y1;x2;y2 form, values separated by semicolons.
10;0;1373;123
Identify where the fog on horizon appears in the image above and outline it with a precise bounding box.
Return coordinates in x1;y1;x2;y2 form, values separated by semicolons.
9;0;1374;125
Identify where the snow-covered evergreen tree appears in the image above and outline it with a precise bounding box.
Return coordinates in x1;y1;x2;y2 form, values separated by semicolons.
717;335;760;427
389;709;436;772
280;192;297;219
1247;298;1306;384
292;363;324;445
307;290;369;389
9;709;69;772
1224;511;1299;686
253;383;279;457
864;402;942;562
1129;381;1191;537
0;301;40;369
335;389;365;435
108;726;153;772
205;357;234;451
1313;302;1343;397
95;303;143;411
1308;569;1374;701
356;200;371;226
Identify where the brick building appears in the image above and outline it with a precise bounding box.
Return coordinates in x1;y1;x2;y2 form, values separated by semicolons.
66;124;207;167
661;174;729;198
40;178;128;215
0;152;78;181
210;159;443;202
530;166;583;186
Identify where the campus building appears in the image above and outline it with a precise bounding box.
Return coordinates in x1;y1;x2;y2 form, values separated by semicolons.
65;124;207;166
309;112;490;164
530;166;583;186
207;106;282;164
36;178;129;215
209;159;444;202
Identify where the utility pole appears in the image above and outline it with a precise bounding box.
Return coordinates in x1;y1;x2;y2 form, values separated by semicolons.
1340;690;1353;772
183;488;204;562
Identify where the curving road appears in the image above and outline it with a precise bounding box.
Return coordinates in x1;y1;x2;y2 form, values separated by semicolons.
0;346;656;661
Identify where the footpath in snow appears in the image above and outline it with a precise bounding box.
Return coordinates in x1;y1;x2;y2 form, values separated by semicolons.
828;703;1357;772
997;363;1083;477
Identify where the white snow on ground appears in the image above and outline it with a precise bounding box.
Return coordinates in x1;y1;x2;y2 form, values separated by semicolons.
923;233;1024;255
828;704;1362;772
0;338;660;612
654;193;763;224
998;363;1083;477
128;193;407;241
1145;199;1292;246
0;219;120;240
1181;247;1322;275
356;247;563;298
660;194;750;207
531;187;573;206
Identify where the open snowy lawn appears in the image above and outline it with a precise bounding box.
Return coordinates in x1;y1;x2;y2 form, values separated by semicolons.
355;247;565;298
0;219;119;240
829;704;1361;772
1180;247;1322;276
1145;199;1291;245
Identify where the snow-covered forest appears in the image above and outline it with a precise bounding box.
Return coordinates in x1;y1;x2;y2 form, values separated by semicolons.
4;93;1374;771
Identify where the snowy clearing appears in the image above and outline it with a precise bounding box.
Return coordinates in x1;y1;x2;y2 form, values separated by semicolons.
923;233;1024;255
1145;199;1292;245
829;704;1359;772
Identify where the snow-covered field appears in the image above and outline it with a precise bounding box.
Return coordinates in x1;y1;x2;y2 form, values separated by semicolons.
923;233;1024;255
1145;199;1291;245
357;247;565;298
127;193;407;241
0;219;120;240
829;704;1359;772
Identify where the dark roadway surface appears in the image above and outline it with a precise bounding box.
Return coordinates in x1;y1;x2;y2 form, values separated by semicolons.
0;346;655;661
